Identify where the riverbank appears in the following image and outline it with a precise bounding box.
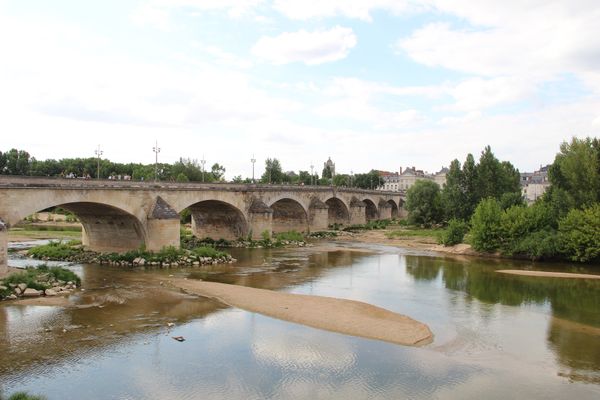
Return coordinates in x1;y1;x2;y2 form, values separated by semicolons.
336;229;483;257
169;278;433;347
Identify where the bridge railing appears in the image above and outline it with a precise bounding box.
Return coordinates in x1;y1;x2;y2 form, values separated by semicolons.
0;175;404;196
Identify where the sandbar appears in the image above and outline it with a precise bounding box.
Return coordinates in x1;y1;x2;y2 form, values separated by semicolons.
169;278;433;346
497;270;600;280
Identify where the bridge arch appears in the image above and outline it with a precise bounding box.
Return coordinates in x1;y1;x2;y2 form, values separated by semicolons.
363;199;379;221
186;200;248;240
325;197;350;227
19;201;146;253
269;198;309;234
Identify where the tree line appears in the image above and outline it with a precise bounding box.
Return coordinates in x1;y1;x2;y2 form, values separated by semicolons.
405;138;600;263
0;150;383;188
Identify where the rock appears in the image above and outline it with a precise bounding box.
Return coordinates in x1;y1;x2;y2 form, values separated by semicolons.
9;283;16;288
45;289;58;296
192;261;200;266
7;294;17;300
0;285;7;291
23;288;41;297
138;258;145;266
14;287;22;295
17;283;27;292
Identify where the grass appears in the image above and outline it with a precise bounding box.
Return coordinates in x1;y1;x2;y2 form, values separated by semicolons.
385;228;443;239
9;229;81;240
192;246;228;259
274;231;304;242
1;265;80;295
27;240;82;260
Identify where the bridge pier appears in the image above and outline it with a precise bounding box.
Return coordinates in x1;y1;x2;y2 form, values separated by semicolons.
146;197;180;250
349;200;366;225
309;199;329;232
0;220;7;274
379;201;393;220
248;200;273;239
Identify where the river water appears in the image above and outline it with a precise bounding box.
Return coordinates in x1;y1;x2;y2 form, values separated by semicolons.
1;241;599;399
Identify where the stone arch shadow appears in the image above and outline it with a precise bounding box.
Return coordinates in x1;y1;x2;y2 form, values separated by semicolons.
325;197;350;226
186;200;248;240
363;199;379;221
269;198;309;234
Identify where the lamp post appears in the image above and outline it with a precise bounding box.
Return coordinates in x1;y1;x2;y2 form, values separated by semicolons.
152;141;161;182
94;145;103;180
310;164;314;186
251;155;256;183
350;170;353;188
200;156;206;183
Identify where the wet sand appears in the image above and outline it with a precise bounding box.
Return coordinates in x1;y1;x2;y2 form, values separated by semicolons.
497;270;600;280
169;278;433;347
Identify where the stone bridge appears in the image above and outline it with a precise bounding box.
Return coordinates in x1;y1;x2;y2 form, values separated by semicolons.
0;176;406;272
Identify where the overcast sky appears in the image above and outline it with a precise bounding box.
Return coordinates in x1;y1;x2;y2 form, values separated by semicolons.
1;0;599;178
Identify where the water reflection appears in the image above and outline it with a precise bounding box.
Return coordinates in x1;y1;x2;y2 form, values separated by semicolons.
1;246;600;399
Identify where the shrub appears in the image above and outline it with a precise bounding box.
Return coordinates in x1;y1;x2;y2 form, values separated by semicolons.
275;231;304;242
511;230;560;261
558;203;600;262
27;241;81;260
0;392;46;400
439;219;468;246
192;246;227;258
406;180;443;226
470;198;503;252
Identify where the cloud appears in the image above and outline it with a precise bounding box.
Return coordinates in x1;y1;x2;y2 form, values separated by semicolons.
252;26;357;65
272;0;416;21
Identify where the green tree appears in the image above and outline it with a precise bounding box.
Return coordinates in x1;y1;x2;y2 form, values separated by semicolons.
441;159;466;220
558;203;600;262
548;137;600;208
322;164;333;179
470;198;503;252
210;163;226;181
261;158;283;184
475;146;520;201
406;180;443;226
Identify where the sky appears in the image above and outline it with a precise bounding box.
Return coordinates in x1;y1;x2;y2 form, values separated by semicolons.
1;0;599;179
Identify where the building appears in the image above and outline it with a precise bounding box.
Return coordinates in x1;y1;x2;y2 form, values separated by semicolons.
521;165;550;203
378;166;448;192
323;157;336;178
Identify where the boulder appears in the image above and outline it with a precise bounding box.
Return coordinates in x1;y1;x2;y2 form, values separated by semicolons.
22;288;41;297
17;283;27;292
45;289;58;296
7;294;17;300
0;285;7;291
14;287;22;295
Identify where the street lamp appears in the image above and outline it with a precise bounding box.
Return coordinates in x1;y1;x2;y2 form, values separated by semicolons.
251;155;256;183
94;145;103;180
152;140;161;182
200;155;206;183
310;164;314;186
350;170;353;188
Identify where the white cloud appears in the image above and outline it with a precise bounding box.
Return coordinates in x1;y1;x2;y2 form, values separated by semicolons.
252;26;357;65
272;0;416;21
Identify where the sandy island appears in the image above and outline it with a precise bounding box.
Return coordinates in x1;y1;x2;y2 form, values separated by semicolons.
497;270;600;280
169;278;433;347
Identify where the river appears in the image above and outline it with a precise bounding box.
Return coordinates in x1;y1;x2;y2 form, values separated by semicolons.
1;241;599;399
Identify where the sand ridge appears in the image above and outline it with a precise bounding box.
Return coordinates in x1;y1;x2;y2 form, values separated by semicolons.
169;278;433;347
496;270;600;280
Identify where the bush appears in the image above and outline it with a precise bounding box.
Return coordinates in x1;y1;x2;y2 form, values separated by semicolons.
511;230;560;260
470;198;503;252
0;392;46;400
192;246;227;259
274;231;304;242
1;265;80;291
27;241;82;260
406;180;443;226
558;203;600;262
439;219;468;246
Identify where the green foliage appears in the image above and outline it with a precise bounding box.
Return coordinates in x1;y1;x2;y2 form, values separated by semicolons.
442;147;521;222
175;172;189;182
352;170;383;189
261;158;284;184
470;198;503;252
0;392;46;400
27;241;82;260
343;219;393;232
180;208;192;224
261;230;271;241
386;228;441;239
439;219;468;246
274;231;304;242
510;229;560;261
549;137;600;208
1;265;79;291
406;180;443;226
558;204;600;262
192;246;228;259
